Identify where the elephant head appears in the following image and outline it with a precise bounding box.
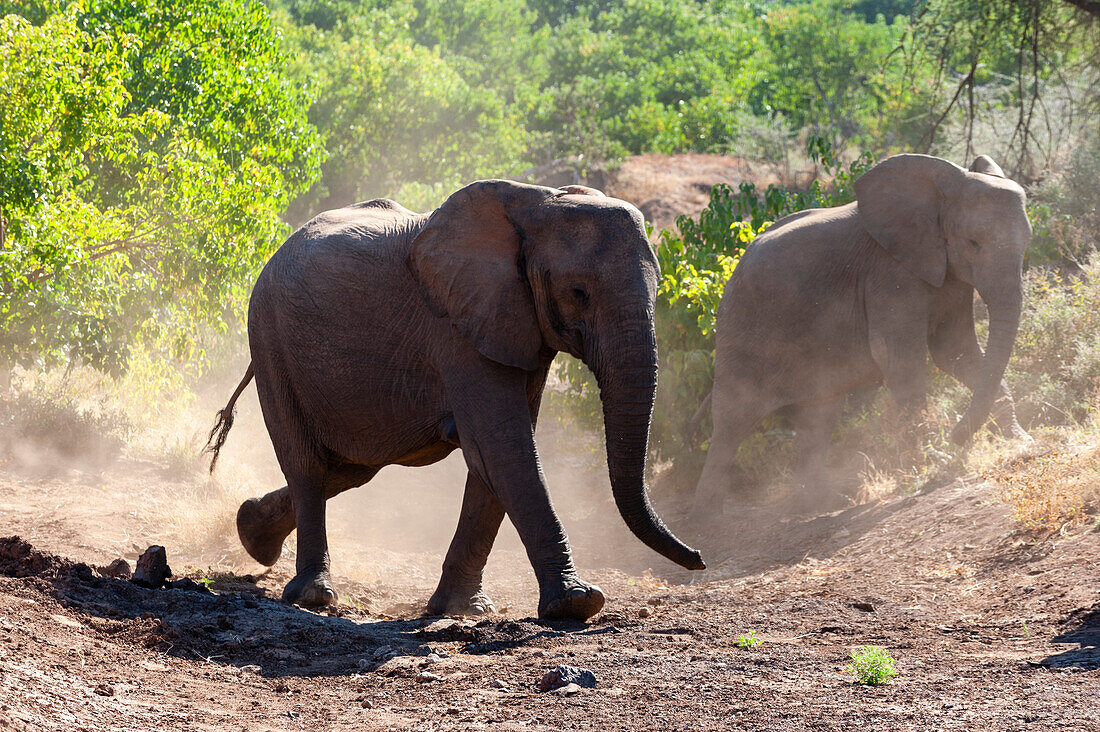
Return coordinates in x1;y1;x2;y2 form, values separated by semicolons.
854;154;1031;444
407;179;704;570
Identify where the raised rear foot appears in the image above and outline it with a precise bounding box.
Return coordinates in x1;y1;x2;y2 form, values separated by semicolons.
237;494;295;567
283;570;338;607
539;577;605;621
426;584;496;616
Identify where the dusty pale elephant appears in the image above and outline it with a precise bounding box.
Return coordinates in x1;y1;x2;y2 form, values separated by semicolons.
207;179;704;621
692;154;1032;516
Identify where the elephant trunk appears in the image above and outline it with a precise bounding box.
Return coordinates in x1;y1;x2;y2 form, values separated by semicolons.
950;286;1023;445
590;313;705;571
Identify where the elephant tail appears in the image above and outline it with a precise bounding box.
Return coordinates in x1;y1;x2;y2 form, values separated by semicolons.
204;362;255;473
683;389;713;448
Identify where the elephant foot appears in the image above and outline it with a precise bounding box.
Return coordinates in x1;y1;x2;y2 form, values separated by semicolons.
283;570;338;607
237;494;294;567
538;577;605;621
426;584;496;616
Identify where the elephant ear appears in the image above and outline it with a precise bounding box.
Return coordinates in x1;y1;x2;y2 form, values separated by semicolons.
969;155;1005;178
407;180;553;371
855;154;966;288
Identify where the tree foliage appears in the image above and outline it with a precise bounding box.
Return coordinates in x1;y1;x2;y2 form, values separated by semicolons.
0;0;320;373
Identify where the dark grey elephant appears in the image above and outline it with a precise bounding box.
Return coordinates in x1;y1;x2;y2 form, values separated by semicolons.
207;179;704;621
692;154;1032;516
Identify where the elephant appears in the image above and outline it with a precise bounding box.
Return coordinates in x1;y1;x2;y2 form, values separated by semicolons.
691;154;1032;516
206;179;705;621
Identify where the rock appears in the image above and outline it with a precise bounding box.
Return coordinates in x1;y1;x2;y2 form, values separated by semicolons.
101;558;131;579
131;546;171;589
638;607;651;618
553;683;583;696
359;698;374;709
168;578;211;594
537;664;597;692
425;653;443;664
489;679;510;690
93;683;114;697
239;665;262;675
416;671;442;683
851;601;876;613
357;659;372;670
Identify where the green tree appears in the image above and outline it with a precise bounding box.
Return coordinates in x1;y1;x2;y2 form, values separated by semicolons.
276;3;530;219
755;0;910;150
0;0;321;374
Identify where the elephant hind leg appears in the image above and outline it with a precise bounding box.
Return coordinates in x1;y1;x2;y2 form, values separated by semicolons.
427;471;505;616
690;382;775;521
237;463;379;568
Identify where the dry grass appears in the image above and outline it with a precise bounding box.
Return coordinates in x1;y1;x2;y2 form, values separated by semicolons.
980;432;1100;531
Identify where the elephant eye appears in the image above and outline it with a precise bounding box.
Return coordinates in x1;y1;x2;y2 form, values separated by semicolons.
570;285;589;307
968;239;982;251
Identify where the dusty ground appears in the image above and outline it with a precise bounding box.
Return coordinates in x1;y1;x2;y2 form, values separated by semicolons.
1;438;1098;731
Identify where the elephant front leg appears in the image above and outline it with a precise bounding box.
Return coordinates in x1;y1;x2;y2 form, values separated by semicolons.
789;398;850;513
428;471;505;616
870;319;942;465
448;365;605;621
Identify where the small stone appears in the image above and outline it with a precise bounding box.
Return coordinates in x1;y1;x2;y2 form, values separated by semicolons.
168;577;212;594
357;659;372;670
425;653;443;664
239;665;262;675
851;601;876;613
131;546;171;589
537;665;597;692
446;707;461;715
416;672;442;683
553;683;583;696
638;607;651;618
93;683;114;697
101;558;131;580
489;679;510;690
360;698;374;709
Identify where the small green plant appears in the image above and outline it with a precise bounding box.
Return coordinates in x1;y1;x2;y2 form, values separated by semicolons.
197;576;214;590
848;645;897;685
734;630;761;648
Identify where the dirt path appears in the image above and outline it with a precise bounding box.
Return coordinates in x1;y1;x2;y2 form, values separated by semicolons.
1;453;1098;730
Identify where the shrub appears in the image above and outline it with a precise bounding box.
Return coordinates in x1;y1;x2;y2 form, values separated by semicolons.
848;645;898;685
0;386;133;465
734;630;762;648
